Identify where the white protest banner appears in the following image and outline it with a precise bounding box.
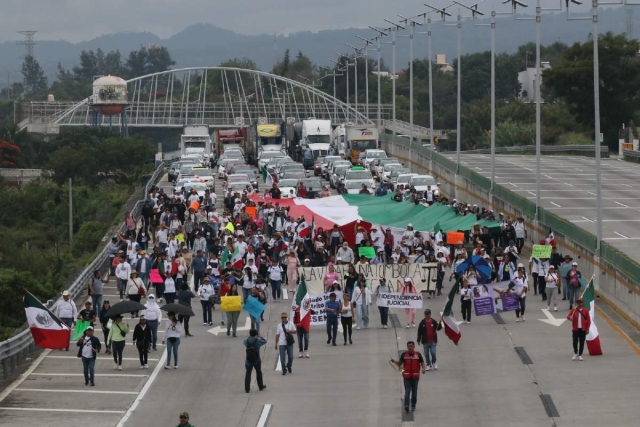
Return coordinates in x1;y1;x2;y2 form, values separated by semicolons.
376;292;424;309
308;292;343;325
298;263;438;296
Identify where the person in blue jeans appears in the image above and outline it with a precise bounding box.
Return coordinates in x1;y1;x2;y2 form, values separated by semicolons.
76;326;101;386
390;341;427;413
267;260;283;302
163;311;183;369
243;328;267;393
324;292;341;346
275;313;296;376
416;309;443;370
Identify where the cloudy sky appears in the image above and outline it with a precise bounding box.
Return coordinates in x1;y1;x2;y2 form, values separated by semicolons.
0;0;593;43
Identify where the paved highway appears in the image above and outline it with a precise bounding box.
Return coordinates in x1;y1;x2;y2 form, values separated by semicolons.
454;154;640;260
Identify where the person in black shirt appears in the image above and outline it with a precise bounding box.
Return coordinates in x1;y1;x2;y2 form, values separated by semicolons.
269;184;281;199
479;226;494;254
78;301;97;326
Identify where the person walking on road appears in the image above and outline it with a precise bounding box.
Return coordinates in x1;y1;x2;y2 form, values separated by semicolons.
460;280;472;324
107;315;129;370
341;292;355;345
375;278;390;329
390;341;427;413
132;315;152;369
126;271;145;318
176;412;194;427
244;328;267;393
178;283;195;337
99;300;111;354
325;292;341;346
163;311;183;369
544;266;559;312
77;326;101;386
88;270;105;311
115;255;131;301
267;259;283;302
275;313;296;375
567;297;591;361
566;262;583;310
402;278;417;328
143;295;162;351
198;277;214;326
294;306;310;358
55;290;76;351
416;309;442;371
225;284;241;337
514;265;528;322
352;278;371;330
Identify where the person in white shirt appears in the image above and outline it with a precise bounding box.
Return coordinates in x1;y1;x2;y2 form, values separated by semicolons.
163;273;176;304
267;259;283;301
162;311;183;369
352;279;372;330
544;265;559;312
55;290;77;350
275;312;297;375
403;224;415;241
425;186;434;205
143;294;162;351
198;277;215;326
369;226;385;252
513;265;528;322
115;258;131;300
337;242;355;264
514;217;527;254
463;265;479;286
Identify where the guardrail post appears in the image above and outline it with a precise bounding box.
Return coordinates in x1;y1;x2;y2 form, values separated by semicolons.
9;354;16;373
2;358;9;380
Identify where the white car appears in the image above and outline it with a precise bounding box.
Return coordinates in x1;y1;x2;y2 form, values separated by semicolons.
380;163;405;184
330;165;351;188
258;152;286;170
343;168;375;191
363;149;387;168
320;156;343;178
217;158;243;178
374;158;401;178
409;174;441;196
180;182;208;198
344;181;373;195
277;179;299;199
393;172;417;190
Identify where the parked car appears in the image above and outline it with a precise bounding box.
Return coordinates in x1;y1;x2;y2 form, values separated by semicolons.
278;179;299;199
409;174;441;197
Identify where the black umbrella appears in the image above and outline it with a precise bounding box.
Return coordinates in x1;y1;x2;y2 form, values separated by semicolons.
104;300;146;317
160;303;195;317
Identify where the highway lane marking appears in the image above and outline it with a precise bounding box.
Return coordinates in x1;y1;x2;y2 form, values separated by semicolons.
29;373;149;377
115;347;167;427
623;184;633;188
587;191;597;196
544;175;553;179
607;237;640;240
0;349;50;404
528;191;536;196
508;183;518;188
47;356;160;361
582;217;594;223
275;356;282;372
615;201;629;207
257;404;273;427
16;388;138;395
69;341;165;346
0;407;125;414
549;202;562;208
565;183;574;187
613;232;630;239
282;289;289;300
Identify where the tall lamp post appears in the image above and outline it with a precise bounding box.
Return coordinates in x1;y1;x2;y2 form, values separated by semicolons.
383;19;406;136
399;14;425;151
356;35;376;121
369;27;389;126
321;65;344;123
346;43;364;124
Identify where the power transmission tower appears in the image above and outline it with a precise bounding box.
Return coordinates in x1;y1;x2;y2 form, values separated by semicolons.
17;30;37;58
626;9;634;40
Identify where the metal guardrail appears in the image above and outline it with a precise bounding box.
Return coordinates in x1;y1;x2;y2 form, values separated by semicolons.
451;145;610;156
0;162;165;380
163;150;182;162
0;169;50;183
622;148;640;161
381;119;452;138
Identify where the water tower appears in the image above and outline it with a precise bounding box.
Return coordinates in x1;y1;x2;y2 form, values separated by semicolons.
89;75;129;136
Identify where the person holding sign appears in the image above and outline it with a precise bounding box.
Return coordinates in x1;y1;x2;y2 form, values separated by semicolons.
390;341;427;413
403;278;418;328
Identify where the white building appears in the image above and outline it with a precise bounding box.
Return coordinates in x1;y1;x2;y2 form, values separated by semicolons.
518;62;551;102
435;54;453;73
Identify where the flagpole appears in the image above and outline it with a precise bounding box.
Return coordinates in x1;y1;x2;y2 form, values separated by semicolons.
580;274;597;299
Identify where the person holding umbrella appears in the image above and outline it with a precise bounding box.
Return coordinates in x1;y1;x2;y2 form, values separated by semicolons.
107;315;129;371
126;271;146;318
99;300;112;354
163;311;182;369
133;315;152;369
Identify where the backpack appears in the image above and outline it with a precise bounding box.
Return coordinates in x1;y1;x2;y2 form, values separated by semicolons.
246;338;258;363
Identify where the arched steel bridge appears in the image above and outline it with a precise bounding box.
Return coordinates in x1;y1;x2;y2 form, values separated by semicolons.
16;67;398;132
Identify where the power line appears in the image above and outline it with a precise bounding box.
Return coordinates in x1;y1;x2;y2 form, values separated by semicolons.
17;30;37;59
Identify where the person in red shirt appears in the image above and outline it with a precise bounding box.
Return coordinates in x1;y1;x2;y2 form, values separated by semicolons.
567;297;591;361
390;341;427;413
416;309;443;371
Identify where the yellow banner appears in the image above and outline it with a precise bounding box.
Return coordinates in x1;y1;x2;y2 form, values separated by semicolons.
221;296;242;312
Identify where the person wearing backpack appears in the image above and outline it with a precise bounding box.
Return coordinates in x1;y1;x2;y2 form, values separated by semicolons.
243;329;267;393
565;262;582;310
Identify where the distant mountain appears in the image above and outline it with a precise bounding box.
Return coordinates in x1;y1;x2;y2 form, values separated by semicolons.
0;7;631;86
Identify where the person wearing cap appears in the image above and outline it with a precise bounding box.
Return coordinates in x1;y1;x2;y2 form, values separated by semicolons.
370;226;385;253
144;295;162;351
107;315;129;370
55;290;77;351
513;263;528;322
371;248;386;265
566;261;583;310
77;325;101;386
544;266;560;312
275;312;296;375
325;292;341;346
401;278;418;328
416;309;443;371
374;278;390;328
133;315;152;369
176;411;194;427
567;297;591;361
244;328;267;393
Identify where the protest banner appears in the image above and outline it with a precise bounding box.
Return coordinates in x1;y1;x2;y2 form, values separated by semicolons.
531;244;552;259
245;206;257;218
501;294;520;312
298;263;438;296
220;295;242;312
376;292;424;309
446;231;465;245
471;285;496;316
150;269;164;284
242;296;264;319
358;246;376;259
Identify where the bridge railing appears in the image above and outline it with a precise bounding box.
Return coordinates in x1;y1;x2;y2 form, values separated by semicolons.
0;162;165;380
448;145;610;157
380;133;640;325
381;119;452;138
622;148;640;163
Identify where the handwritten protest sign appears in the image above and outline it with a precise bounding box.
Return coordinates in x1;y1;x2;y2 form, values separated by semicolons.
531;244;552;259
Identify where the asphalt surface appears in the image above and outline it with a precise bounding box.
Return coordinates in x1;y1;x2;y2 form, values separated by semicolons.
453;154;640;259
2;164;640;427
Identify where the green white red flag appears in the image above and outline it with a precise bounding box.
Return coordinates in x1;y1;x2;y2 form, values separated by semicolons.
24;291;70;350
582;279;602;356
442;279;461;345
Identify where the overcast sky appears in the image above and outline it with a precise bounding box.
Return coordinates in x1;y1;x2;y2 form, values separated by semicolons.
0;0;595;44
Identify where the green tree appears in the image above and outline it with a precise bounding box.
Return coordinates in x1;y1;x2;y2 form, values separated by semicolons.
21;56;48;97
543;32;640;147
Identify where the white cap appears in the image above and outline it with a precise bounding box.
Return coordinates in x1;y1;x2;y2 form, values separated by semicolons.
407;223;413;227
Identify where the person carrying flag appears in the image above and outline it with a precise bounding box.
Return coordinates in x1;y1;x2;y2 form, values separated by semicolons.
567;297;591;361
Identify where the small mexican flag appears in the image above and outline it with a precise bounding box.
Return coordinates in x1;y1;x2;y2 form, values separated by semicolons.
221;246;244;269
294;277;311;332
546;229;555;246
442;279;461;345
296;216;314;239
582;279;603;356
24;291;70;350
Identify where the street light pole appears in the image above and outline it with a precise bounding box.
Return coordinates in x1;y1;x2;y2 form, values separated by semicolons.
370;27;389;127
346;44;364;124
384;19;406;137
328;61;347;122
357;36;375;122
399;14;424;151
